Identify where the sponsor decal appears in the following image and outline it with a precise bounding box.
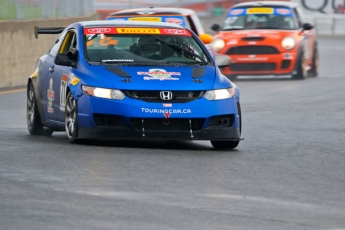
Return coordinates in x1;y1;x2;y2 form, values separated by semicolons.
141;108;192;115
117;28;160;34
165;18;183;24
164;29;186;34
163;103;172;107
246;8;274;14
71;77;80;86
276;8;291;15
237;56;268;61
230;9;244;15
60;74;69;111
227;39;238;45
138;69;180;81
88;28;111;33
47;78;54;114
102;59;134;62
164;112;171;118
128;17;162;22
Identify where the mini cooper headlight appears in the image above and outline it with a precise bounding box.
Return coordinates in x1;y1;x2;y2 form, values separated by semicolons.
281;37;296;50
82;85;126;100
211;38;225;52
203;88;235;100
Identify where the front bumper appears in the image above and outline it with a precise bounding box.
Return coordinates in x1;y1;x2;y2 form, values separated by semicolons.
220;52;298;76
76;94;241;141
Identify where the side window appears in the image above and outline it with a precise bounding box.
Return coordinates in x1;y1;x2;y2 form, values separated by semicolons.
188;14;205;35
49;30;67;56
59;30;77;54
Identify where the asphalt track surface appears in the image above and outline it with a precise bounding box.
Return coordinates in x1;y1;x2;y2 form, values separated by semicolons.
0;36;345;230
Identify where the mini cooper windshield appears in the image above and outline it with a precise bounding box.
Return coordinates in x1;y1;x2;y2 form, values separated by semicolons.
222;7;298;30
85;27;210;65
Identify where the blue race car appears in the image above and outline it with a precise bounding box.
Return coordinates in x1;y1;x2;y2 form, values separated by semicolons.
27;20;242;149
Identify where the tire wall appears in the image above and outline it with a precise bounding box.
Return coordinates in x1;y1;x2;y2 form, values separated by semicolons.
0;13;99;89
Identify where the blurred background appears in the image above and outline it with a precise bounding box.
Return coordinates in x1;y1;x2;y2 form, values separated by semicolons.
1;0;345;36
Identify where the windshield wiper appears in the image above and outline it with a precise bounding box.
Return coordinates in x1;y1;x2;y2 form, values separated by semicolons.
155;38;208;65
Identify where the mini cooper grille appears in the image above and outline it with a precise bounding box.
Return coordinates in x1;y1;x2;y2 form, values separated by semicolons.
230;63;277;71
130;118;205;131
124;90;205;102
226;46;279;55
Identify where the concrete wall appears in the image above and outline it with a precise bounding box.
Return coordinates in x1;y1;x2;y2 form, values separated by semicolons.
0;13;99;89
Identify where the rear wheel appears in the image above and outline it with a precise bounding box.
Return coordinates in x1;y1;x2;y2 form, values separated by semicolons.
211;102;241;149
65;92;79;143
292;52;307;80
27;82;53;136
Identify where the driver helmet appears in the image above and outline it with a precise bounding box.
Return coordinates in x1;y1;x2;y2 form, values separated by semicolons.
138;36;161;58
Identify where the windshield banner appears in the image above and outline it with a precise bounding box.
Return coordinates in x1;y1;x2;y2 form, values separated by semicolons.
228;8;293;17
108;16;186;26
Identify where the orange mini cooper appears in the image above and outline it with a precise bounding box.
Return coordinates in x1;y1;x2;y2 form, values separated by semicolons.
210;1;319;80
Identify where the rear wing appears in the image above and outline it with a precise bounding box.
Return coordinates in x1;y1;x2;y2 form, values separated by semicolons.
34;26;65;39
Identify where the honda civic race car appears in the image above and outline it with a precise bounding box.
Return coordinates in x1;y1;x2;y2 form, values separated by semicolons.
210;1;319;80
27;20;242;149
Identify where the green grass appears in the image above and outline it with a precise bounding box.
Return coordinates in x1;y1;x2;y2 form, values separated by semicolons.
0;0;58;20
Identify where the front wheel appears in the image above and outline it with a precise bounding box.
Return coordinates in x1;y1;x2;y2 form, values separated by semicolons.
211;102;241;149
292;52;307;80
309;47;319;77
65;92;79;143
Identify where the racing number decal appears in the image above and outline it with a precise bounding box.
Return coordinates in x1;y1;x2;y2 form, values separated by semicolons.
60;74;68;111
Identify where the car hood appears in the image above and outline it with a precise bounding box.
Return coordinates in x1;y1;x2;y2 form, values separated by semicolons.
216;30;299;41
79;65;218;91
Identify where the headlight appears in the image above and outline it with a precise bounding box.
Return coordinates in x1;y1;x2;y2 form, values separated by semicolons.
211;38;225;52
281;37;296;50
203;88;235;100
82;85;126;100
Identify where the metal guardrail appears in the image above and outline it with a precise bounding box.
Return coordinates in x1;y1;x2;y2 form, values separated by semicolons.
306;15;345;35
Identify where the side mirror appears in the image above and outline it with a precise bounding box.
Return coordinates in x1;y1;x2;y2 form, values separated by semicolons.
302;23;314;31
55;48;77;66
199;33;213;44
214;54;230;68
211;23;220;32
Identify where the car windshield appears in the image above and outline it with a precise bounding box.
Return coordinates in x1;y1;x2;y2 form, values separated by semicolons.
84;27;209;66
222;7;297;30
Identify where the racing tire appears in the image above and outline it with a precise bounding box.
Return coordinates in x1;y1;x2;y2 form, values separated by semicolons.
65;92;79;143
27;82;53;136
292;52;307;80
309;47;319;77
211;102;241;149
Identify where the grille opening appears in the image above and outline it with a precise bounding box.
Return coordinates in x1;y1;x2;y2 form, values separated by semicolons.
281;60;291;69
241;37;265;41
130;118;205;131
124;90;204;102
210;115;234;127
229;63;276;71
226;46;279;55
94;114;124;127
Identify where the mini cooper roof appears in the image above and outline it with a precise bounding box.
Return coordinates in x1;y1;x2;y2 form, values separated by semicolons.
232;1;299;8
107;7;197;17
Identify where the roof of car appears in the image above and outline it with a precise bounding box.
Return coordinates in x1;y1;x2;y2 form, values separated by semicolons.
232;1;299;8
108;7;196;17
78;20;186;29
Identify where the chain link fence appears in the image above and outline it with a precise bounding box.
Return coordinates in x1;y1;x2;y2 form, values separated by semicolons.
0;0;94;20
